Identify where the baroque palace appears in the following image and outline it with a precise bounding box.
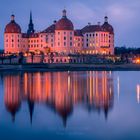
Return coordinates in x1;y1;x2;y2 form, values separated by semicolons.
4;9;114;55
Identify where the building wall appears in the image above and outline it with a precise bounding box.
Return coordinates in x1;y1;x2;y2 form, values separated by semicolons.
83;31;114;54
4;30;114;55
46;33;55;50
4;33;22;53
74;36;83;53
54;30;74;53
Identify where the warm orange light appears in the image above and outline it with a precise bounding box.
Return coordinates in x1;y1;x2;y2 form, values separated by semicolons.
135;59;140;64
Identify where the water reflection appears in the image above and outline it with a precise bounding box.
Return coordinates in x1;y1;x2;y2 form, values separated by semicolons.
136;85;140;104
4;71;114;127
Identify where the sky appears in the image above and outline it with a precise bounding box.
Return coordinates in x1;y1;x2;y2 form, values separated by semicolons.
0;0;140;49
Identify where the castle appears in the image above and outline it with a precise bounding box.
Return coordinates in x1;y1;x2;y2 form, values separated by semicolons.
4;9;114;55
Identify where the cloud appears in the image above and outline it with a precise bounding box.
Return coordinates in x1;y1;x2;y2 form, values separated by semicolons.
107;4;135;23
69;2;95;21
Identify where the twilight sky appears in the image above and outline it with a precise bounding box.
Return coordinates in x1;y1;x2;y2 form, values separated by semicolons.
0;0;140;49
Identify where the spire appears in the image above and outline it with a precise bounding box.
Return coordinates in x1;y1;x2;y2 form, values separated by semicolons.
62;9;67;18
30;11;33;24
27;11;35;35
28;98;34;125
11;112;16;123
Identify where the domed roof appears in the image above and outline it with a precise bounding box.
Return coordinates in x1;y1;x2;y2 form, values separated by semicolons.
5;15;21;33
102;16;114;34
55;9;74;30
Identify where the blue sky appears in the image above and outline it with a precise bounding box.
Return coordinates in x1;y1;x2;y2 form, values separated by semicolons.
0;0;140;48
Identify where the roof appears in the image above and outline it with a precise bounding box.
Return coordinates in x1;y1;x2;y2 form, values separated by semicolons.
102;22;114;34
74;30;83;37
55;9;74;31
41;24;55;33
55;18;74;30
82;25;106;34
22;33;39;38
5;20;21;33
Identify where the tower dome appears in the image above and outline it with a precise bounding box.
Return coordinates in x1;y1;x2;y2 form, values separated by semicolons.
55;9;74;30
102;16;114;34
5;15;21;33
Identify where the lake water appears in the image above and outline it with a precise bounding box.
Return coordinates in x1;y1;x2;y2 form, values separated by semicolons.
0;71;140;140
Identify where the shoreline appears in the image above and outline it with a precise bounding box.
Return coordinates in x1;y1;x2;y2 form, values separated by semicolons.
0;63;140;72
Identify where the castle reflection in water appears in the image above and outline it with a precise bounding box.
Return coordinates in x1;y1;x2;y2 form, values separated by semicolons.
3;71;114;126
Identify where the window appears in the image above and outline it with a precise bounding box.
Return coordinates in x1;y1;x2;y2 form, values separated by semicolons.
64;37;66;40
64;42;66;46
70;37;72;40
70;42;72;46
58;32;60;35
58;42;60;46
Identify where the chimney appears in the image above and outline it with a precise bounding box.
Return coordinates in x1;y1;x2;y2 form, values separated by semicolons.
54;20;57;24
88;22;91;26
98;22;101;26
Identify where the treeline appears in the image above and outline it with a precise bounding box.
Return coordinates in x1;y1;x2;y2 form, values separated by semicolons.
115;47;140;55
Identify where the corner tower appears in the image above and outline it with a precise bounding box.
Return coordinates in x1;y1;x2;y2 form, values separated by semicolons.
55;9;74;54
4;15;22;54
